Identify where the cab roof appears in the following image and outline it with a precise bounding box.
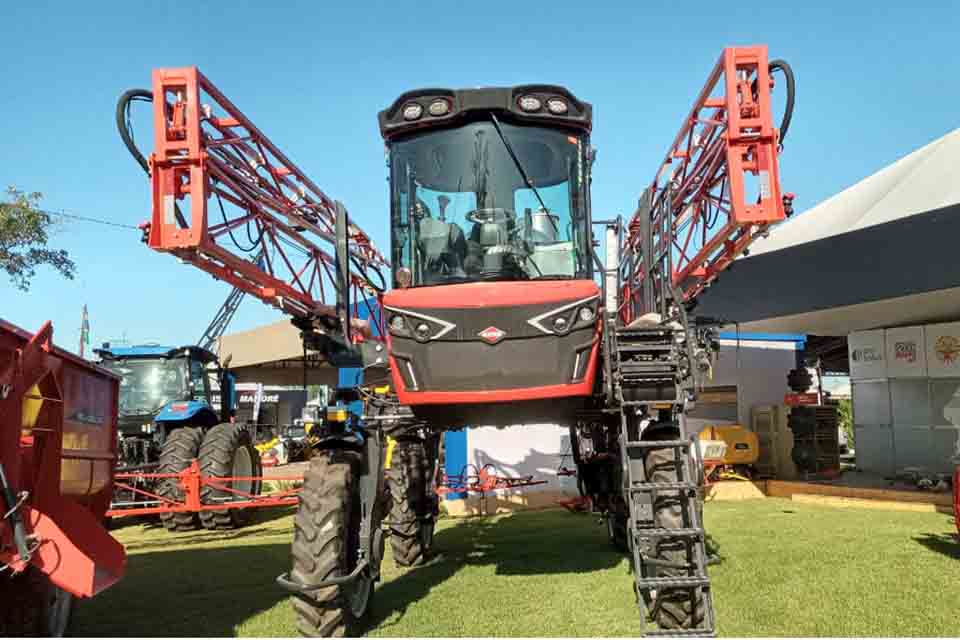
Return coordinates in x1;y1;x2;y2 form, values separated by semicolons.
379;85;592;140
94;344;218;363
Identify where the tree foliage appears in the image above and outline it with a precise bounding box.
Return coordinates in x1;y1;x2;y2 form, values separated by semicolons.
0;187;76;291
837;398;854;448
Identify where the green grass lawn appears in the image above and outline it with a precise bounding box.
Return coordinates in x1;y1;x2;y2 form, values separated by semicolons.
73;498;959;637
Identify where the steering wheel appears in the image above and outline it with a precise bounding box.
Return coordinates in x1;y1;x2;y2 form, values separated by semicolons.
466;207;514;225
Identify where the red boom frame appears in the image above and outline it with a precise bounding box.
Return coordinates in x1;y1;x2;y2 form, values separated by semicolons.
146;67;388;325
621;46;791;320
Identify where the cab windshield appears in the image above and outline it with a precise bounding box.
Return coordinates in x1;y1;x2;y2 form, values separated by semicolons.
102;358;188;416
389;120;590;286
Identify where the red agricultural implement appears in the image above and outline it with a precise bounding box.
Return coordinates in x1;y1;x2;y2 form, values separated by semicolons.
437;464;548;496
0;320;126;636
105;461;302;519
119;45;795;636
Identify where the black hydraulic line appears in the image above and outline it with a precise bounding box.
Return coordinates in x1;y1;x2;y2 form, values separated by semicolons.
0;462;30;562
768;59;795;143
115;88;189;229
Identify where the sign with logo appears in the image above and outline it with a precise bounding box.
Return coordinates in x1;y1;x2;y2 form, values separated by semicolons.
848;330;886;380
926;322;960;378
784;392;819;406
885;326;926;378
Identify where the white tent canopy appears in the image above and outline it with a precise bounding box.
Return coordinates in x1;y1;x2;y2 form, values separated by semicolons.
696;127;960;336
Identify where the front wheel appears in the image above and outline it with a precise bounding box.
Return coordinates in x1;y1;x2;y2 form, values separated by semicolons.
157;426;203;531
198;424;262;530
291;450;373;637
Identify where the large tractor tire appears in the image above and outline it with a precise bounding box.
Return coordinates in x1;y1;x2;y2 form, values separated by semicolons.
157;426;204;531
0;567;74;637
198;424;262;530
386;439;434;567
291;450;373;637
643;439;706;631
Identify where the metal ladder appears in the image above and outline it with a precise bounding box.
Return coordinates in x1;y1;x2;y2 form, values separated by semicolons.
615;326;716;637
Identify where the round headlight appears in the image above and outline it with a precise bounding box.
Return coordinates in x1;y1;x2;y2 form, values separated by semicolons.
553;316;569;332
578;306;595;323
415;322;431;339
428;99;450;116
518;95;542;112
546;98;568;115
390;316;406;332
402;103;423;121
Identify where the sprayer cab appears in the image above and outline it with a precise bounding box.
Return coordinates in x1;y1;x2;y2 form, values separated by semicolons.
377;87;602;420
379;86;594;289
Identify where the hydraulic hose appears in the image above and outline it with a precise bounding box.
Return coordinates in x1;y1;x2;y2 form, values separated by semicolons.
768;59;795;143
116;88;153;176
116;88;188;229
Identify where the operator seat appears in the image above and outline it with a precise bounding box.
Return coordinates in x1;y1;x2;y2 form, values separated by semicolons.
465;208;515;275
418;216;467;284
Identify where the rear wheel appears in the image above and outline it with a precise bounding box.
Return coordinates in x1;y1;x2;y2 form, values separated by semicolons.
291;450;373;637
157;426;203;531
199;424;262;529
643;438;706;631
387;439;435;567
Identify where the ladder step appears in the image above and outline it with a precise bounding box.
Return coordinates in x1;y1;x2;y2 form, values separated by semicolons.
630;482;699;491
644;627;716;637
626;439;693;449
635;527;704;537
635;576;710;588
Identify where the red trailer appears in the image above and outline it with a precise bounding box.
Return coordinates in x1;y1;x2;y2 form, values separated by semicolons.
0;319;126;636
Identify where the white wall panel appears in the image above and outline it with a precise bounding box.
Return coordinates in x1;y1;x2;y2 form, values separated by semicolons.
849;330;886;380
925;322;960;378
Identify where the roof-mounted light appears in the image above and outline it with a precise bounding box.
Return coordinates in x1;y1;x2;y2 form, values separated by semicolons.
547;98;568;115
518;95;542;112
428;99;450;116
402;102;423;120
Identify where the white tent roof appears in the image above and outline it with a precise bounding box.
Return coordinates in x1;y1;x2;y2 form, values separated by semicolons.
752;128;960;255
696;127;960;335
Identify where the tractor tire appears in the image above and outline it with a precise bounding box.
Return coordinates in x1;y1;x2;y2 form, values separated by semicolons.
607;509;629;552
386;440;433;567
0;567;74;637
291;450;373;637
643;440;706;631
157;426;204;531
198;424;262;530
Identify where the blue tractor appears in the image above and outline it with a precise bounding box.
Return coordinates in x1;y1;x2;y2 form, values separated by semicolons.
95;344;262;531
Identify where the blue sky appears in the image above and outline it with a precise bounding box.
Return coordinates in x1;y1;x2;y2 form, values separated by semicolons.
2;1;958;354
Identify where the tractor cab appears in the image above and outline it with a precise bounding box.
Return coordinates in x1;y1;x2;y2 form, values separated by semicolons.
379;86;594;289
95;344;232;466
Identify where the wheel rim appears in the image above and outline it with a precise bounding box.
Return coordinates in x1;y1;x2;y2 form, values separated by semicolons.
45;585;72;637
232;443;254;495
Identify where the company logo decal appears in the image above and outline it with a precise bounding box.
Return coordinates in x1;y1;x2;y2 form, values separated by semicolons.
935;335;960;365
478;326;506;345
894;341;917;363
851;347;883;363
